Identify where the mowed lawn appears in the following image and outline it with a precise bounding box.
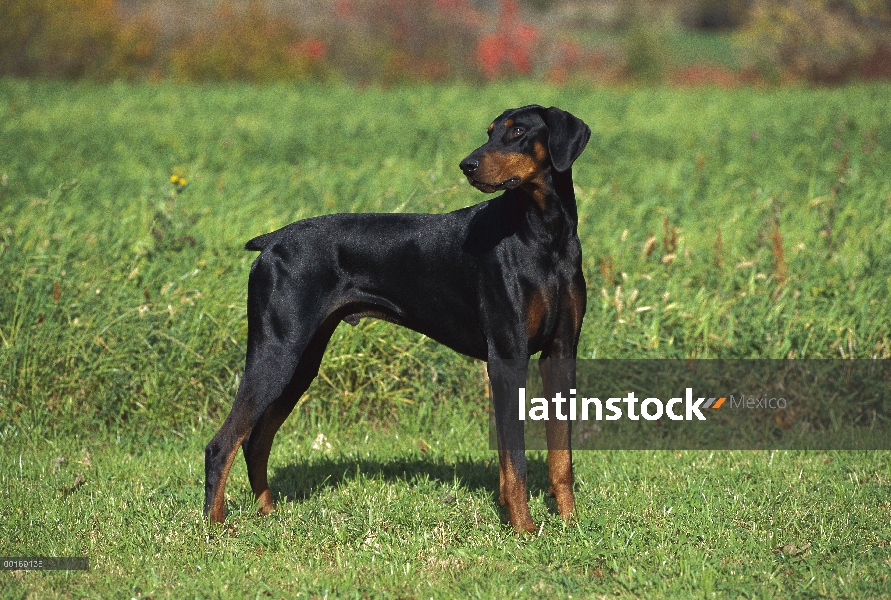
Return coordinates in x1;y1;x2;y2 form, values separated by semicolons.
1;79;890;597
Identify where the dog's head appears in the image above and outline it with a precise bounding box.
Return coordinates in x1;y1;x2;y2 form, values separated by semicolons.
459;105;590;194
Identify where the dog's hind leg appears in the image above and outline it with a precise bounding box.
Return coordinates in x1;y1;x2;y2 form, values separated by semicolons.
204;247;338;523
203;340;303;523
205;235;351;523
242;318;338;516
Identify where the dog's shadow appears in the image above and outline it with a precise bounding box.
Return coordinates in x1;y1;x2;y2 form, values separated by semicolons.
268;453;553;518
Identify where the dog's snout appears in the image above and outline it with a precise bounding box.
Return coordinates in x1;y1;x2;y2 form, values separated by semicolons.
459;157;479;176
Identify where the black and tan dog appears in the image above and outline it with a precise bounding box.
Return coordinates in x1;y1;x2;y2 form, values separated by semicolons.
204;105;590;533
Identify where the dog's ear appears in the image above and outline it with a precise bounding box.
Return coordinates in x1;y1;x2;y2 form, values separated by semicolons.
542;107;591;172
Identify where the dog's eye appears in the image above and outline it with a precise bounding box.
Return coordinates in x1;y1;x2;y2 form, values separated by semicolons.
510;127;524;138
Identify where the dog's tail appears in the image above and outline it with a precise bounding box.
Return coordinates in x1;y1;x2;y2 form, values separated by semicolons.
244;232;273;251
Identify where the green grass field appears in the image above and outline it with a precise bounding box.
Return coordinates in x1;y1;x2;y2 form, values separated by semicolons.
1;79;890;597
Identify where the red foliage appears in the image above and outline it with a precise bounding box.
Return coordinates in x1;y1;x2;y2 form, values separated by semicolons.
475;0;540;79
296;37;327;62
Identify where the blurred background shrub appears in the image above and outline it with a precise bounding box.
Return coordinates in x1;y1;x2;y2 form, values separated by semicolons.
736;0;891;83
167;1;328;82
1;0;890;84
0;0;159;79
320;0;483;82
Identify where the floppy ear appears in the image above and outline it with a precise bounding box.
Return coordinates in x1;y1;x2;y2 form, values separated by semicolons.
543;107;591;172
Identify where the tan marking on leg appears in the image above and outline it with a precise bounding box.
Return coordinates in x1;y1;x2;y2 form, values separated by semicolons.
208;432;248;523
245;405;295;516
547;448;576;522
499;453;536;534
257;489;274;515
244;424;281;516
568;287;586;333
498;459;507;505
526;288;552;339
526;290;544;338
541;359;577;523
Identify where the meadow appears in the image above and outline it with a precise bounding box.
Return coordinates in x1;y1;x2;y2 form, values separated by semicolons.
0;79;889;597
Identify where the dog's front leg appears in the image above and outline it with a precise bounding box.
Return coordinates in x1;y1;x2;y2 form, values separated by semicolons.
487;357;536;534
540;357;576;522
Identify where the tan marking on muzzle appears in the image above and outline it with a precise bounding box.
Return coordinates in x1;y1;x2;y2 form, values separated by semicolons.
475;151;539;185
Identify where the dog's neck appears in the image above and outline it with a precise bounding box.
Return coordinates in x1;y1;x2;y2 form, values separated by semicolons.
511;167;578;242
463;169;578;256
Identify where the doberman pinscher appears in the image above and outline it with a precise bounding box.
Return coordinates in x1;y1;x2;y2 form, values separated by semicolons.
204;105;590;533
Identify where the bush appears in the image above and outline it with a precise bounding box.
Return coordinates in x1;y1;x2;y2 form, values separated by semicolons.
0;0;647;85
0;0;160;79
624;21;669;82
167;1;327;82
0;0;567;84
320;0;484;82
736;0;891;83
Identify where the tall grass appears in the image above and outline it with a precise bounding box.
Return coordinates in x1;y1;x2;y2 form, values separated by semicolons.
1;80;890;442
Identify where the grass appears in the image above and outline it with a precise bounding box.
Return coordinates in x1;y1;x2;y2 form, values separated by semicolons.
4;433;890;597
1;78;890;597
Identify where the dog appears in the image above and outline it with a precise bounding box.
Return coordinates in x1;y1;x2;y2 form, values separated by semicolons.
204;105;590;533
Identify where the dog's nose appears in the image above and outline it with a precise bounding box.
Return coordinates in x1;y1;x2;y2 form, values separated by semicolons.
459;158;479;176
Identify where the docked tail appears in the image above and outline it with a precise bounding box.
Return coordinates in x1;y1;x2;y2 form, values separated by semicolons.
244;231;275;251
